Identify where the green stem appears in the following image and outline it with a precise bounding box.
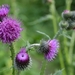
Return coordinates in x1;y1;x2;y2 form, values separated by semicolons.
66;0;72;10
37;31;50;39
63;37;69;64
9;43;15;75
69;31;75;75
49;0;57;34
62;0;72;71
40;58;47;75
53;28;62;39
58;49;67;75
65;0;73;75
26;43;40;52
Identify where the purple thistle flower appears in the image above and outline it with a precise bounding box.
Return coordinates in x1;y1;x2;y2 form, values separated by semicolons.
38;39;59;61
0;4;9;19
45;39;59;61
15;48;31;70
0;17;22;43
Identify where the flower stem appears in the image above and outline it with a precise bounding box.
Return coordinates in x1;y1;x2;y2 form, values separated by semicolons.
37;31;50;39
53;28;62;39
63;36;69;63
65;0;73;75
9;43;15;75
69;31;75;75
26;43;40;52
49;0;58;34
66;0;72;10
40;58;47;75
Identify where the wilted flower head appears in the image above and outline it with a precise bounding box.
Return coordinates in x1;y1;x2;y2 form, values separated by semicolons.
0;4;9;19
15;48;31;70
38;39;59;61
0;17;22;43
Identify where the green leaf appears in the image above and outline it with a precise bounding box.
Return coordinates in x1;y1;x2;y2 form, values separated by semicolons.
37;30;51;39
53;69;64;75
29;15;53;25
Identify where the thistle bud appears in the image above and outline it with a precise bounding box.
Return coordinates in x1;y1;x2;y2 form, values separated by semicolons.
59;21;69;29
14;48;31;70
62;10;71;20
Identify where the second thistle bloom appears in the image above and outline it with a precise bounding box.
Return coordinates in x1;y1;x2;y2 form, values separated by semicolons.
15;48;31;70
38;39;59;61
0;17;22;43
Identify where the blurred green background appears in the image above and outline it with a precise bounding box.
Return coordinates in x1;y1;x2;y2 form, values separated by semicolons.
0;0;75;75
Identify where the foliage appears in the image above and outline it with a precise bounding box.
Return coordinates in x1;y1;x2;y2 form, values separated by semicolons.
0;0;75;75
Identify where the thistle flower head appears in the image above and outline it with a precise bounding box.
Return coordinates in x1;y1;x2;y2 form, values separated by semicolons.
38;40;49;53
62;10;71;20
0;17;22;43
45;39;59;61
38;39;59;61
63;10;70;14
0;4;9;18
15;48;31;70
